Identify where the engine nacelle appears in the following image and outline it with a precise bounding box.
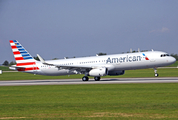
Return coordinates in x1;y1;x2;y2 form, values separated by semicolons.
89;68;107;77
107;70;125;76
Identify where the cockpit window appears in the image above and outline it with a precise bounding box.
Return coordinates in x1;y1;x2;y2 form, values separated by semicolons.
160;54;169;57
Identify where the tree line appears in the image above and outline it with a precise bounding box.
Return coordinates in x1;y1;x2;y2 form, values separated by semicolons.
170;54;178;61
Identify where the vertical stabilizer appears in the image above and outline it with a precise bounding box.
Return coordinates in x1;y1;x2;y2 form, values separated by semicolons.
9;40;39;71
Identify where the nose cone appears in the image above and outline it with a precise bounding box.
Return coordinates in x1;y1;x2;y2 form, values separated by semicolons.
169;57;176;64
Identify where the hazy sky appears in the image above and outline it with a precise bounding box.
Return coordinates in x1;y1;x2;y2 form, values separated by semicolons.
0;0;178;63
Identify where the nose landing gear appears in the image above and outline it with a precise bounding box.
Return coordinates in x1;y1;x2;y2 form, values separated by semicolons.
154;68;159;77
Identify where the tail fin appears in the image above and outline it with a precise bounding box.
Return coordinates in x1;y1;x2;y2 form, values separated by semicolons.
9;40;39;71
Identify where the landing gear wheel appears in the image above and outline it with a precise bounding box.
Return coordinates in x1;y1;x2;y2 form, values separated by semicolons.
153;68;159;77
94;77;100;81
82;76;89;81
155;73;159;77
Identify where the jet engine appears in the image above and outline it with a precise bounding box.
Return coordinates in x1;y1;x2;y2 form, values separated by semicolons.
107;70;125;76
89;68;107;77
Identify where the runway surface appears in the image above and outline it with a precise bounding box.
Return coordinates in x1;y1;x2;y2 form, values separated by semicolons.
0;77;178;86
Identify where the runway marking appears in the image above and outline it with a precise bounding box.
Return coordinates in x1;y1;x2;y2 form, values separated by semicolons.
0;77;178;86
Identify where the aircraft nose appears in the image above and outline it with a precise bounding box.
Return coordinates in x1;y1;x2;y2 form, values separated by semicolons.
169;56;176;64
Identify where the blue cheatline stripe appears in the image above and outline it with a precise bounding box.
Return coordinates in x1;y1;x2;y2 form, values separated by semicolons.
18;49;25;51
16;43;20;45
22;54;31;57
13;40;17;42
16;46;22;48
23;57;33;60
20;51;28;54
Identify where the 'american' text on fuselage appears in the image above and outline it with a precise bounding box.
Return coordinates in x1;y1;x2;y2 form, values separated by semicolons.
106;55;142;64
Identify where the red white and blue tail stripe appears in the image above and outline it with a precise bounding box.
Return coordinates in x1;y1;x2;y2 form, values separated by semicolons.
9;40;39;71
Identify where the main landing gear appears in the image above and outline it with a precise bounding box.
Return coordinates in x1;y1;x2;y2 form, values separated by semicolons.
154;68;159;77
82;76;101;81
94;76;100;81
82;76;89;81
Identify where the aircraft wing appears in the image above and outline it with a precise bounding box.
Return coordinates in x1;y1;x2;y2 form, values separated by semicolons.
37;54;93;72
45;62;92;71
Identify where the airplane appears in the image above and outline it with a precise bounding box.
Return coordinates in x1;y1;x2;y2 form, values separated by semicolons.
9;40;176;81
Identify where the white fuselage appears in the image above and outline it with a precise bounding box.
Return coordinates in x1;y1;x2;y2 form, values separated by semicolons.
32;51;176;76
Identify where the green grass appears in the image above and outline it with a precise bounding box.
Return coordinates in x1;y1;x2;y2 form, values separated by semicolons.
0;67;178;119
0;66;11;71
0;68;178;81
0;83;178;119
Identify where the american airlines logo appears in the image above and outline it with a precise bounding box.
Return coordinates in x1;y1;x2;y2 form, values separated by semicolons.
142;53;149;60
106;53;149;64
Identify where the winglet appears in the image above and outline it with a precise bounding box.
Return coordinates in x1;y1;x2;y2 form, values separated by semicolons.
37;54;45;63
